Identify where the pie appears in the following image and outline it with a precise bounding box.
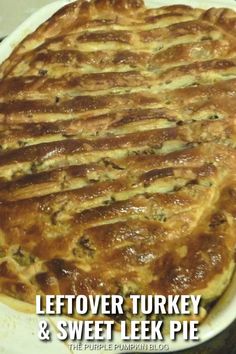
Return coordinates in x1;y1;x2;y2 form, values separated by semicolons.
0;0;235;325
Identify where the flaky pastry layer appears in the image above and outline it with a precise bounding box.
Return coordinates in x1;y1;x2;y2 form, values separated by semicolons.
0;0;235;324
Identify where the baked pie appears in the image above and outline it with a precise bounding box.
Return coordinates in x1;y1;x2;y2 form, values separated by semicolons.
0;0;235;324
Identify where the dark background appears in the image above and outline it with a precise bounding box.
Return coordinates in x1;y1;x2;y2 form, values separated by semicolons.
174;320;236;354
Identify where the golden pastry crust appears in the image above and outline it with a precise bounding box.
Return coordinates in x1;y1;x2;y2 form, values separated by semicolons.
0;0;235;323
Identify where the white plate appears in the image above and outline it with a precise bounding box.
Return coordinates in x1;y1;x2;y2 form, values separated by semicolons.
0;1;235;353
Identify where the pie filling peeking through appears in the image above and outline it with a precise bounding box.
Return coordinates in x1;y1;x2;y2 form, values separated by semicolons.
0;0;235;325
